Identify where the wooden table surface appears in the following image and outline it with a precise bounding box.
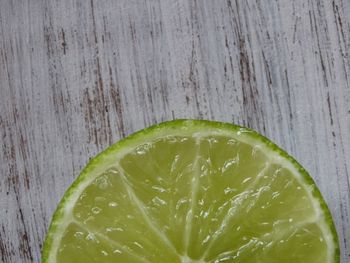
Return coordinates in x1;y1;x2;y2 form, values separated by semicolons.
1;0;349;262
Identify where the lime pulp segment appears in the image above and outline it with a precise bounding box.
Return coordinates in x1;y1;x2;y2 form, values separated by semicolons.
42;120;339;263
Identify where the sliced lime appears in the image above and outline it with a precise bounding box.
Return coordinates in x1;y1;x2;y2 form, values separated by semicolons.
42;120;339;263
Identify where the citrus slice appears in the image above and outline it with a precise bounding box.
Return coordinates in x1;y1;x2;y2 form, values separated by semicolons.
42;120;339;263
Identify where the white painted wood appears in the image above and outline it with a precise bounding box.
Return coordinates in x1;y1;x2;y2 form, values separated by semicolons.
0;0;349;262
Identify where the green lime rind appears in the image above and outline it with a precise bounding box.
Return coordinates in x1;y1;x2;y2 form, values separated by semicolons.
42;119;339;263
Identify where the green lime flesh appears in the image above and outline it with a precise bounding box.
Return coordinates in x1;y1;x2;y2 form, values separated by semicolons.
42;120;339;263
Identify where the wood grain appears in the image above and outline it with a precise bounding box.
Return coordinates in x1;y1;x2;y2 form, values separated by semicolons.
0;0;349;262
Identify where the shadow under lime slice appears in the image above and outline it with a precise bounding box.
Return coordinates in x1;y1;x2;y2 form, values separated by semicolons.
42;120;339;263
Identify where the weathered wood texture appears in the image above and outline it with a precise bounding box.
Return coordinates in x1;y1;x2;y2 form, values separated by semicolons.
0;0;349;262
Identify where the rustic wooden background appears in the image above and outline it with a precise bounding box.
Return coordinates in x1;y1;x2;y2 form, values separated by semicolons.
0;0;349;262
